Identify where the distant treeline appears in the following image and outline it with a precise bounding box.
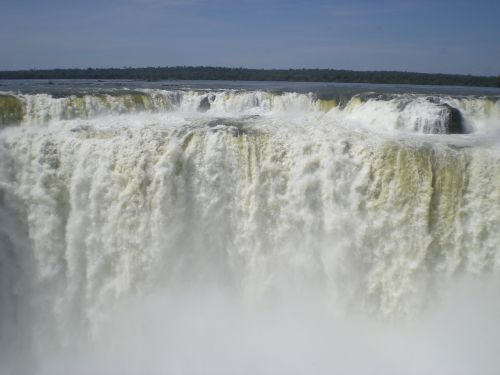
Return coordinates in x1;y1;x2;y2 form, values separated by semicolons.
1;66;499;87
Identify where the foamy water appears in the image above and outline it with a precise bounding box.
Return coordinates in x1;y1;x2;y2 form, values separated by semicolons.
0;81;499;374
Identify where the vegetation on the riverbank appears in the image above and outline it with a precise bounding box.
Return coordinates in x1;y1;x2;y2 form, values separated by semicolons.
1;66;499;87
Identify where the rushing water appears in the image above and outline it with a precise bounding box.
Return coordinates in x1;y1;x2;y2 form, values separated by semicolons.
1;80;500;374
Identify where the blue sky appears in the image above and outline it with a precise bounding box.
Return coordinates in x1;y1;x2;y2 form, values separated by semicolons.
1;0;499;75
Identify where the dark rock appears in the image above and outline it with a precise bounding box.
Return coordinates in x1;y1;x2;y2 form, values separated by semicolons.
198;95;211;112
425;96;441;105
439;103;466;134
425;97;467;134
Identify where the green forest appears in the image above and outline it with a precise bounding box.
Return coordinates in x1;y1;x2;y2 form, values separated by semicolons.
1;66;499;87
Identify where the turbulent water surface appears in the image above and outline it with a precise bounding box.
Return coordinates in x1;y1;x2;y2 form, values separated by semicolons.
1;80;500;374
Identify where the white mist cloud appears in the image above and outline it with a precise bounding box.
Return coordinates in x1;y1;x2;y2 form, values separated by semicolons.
35;276;500;375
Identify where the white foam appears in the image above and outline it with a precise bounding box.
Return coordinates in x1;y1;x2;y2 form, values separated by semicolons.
3;89;498;136
0;90;499;373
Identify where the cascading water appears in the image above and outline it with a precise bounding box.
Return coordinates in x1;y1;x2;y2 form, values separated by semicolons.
0;81;499;374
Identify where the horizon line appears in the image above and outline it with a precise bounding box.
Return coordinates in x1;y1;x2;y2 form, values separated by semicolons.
0;65;498;79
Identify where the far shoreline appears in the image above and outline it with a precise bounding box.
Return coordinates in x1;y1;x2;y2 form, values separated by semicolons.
1;66;499;88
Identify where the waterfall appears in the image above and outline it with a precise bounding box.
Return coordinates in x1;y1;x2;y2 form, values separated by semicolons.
1;86;499;374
